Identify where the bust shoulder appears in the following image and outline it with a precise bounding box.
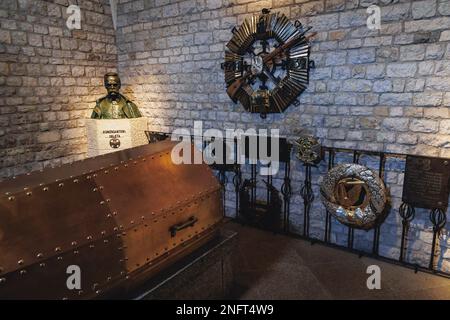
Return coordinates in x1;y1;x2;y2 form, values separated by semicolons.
119;93;133;103
96;96;108;105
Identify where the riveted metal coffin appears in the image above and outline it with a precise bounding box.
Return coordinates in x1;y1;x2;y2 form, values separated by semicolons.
0;141;223;299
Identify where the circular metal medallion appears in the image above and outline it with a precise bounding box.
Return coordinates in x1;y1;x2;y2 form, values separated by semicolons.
293;135;322;165
320;164;388;230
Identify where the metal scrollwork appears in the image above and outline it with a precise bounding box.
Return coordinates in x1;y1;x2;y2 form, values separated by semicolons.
320;164;389;230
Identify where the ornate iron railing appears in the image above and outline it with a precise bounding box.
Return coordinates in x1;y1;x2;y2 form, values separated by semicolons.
146;131;450;278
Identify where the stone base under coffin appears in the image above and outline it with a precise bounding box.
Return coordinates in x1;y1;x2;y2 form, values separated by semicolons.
128;229;237;300
86;118;148;157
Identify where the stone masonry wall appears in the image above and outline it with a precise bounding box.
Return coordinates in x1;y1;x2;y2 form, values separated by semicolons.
0;0;117;178
115;0;450;272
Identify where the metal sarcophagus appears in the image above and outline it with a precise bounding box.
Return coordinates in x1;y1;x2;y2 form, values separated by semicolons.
0;141;223;299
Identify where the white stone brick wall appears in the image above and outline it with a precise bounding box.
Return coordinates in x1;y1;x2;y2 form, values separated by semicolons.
0;0;117;177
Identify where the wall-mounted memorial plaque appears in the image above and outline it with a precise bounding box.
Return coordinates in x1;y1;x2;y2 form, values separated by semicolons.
402;155;450;209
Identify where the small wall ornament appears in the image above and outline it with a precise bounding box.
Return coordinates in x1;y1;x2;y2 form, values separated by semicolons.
320;164;389;230
293;135;322;165
221;9;315;118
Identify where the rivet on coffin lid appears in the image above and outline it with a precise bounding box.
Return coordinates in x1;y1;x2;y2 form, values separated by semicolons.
141;216;145;220
106;199;111;202
89;245;95;249
104;170;109;174
107;214;112;218
36;253;44;259
130;220;135;224
107;276;112;282
8;196;15;201
113;211;117;216
100;201;105;205
18;259;24;265
55;247;61;252
39;263;46;268
86;236;93;240
78;290;84;296
20;270;27;275
124;164;128;168
92;283;99;291
57;256;63;261
43;187;49;191
101;231;106;236
103;239;109;244
26;192;32;196
73;250;79;255
73;179;79;183
5;192;10;196
62;297;68;300
0;278;6;284
99;186;104;190
71;241;77;246
114;167;119;171
58;183;64;187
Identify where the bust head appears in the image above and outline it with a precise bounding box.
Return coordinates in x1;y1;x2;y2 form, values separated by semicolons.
104;72;121;98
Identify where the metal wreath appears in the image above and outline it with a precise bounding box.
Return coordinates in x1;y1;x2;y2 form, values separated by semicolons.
320;164;389;230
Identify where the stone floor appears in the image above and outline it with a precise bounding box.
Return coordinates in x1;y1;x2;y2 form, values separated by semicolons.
225;222;450;300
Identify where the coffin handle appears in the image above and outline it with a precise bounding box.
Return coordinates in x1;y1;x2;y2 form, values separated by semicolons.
169;216;198;237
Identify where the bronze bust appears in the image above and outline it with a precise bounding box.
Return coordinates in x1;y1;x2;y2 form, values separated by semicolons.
91;72;142;119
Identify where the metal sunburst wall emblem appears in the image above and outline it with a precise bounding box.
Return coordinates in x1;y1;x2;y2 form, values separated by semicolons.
221;9;315;118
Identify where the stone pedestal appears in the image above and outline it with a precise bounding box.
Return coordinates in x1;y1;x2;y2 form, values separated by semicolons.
85;118;148;157
131;229;237;300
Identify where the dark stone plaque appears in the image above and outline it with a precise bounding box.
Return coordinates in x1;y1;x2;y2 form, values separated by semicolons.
402;155;450;209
